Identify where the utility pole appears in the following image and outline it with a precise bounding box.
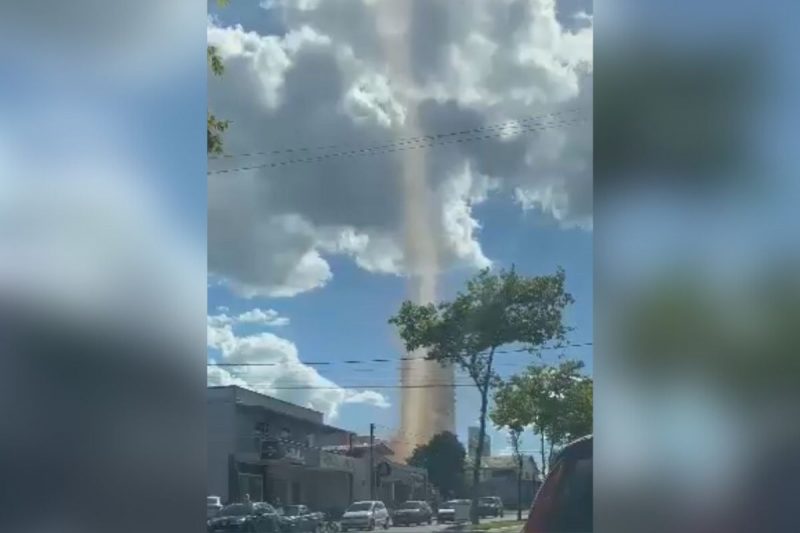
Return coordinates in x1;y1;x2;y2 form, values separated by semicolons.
369;423;375;501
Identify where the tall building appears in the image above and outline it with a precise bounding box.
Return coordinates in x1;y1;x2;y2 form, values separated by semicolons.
468;426;491;459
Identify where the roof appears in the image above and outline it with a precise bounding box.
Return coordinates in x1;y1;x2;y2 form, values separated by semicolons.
208;386;354;437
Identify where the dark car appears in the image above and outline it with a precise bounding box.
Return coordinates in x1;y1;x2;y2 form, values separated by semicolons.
208;502;281;532
524;435;592;533
279;505;325;532
391;501;433;526
478;496;504;518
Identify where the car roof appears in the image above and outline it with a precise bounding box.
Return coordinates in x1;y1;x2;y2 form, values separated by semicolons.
553;434;592;464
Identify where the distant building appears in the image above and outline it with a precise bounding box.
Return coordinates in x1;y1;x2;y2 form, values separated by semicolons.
468;426;491;459
465;455;542;508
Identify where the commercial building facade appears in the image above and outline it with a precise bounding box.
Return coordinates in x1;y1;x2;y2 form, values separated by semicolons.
208;386;363;513
208;386;430;513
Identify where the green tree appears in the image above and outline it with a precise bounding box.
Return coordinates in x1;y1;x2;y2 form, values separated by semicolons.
495;360;592;474
407;431;466;500
390;267;573;523
208;0;230;155
491;381;529;521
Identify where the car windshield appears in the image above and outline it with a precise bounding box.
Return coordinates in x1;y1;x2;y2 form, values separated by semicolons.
219;504;252;517
399;502;421;509
283;506;304;516
479;498;495;503
443;501;463;507
347;503;373;512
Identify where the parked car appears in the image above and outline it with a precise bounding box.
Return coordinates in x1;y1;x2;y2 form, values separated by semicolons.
339;501;390;531
391;500;433;526
524;435;592;533
478;496;504;518
279;505;325;532
436;499;470;523
208;496;224;519
208;502;281;532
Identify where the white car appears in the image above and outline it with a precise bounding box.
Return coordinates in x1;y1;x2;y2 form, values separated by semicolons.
207;495;223;518
437;499;470;523
340;501;390;531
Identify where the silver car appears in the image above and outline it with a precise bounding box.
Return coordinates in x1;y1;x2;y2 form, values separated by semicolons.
340;501;390;531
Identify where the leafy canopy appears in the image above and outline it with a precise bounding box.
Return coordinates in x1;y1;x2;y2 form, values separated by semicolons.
493;359;593;448
207;0;231;155
407;431;466;499
389;267;574;390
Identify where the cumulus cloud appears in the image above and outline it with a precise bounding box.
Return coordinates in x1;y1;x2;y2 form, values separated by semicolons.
208;0;592;297
210;307;290;327
207;314;390;420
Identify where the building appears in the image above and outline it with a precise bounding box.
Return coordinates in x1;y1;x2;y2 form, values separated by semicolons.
468;426;492;459
208;386;368;513
208;386;430;513
466;455;541;508
324;437;431;507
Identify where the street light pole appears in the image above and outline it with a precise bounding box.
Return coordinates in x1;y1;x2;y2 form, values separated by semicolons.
369;423;375;501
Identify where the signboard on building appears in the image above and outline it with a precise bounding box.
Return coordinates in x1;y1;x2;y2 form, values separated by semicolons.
284;442;305;465
260;438;318;466
320;451;356;471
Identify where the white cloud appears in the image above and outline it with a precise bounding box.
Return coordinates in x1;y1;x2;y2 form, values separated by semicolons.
208;0;593;297
343;390;391;409
236;308;291;327
207;317;390;420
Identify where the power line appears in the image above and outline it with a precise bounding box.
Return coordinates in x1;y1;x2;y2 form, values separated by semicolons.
209;108;585;161
244;382;479;391
207;341;592;367
207;116;589;175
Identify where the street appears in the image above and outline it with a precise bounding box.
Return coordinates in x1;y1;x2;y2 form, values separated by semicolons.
378;513;527;533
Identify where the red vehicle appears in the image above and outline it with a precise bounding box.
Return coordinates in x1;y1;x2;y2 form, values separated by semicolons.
524;435;592;533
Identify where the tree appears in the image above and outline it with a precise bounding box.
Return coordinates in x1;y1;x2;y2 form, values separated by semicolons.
494;360;592;475
390;267;573;523
407;431;466;500
491;381;530;521
208;0;230;155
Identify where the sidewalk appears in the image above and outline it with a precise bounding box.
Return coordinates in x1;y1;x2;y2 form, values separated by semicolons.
443;519;524;533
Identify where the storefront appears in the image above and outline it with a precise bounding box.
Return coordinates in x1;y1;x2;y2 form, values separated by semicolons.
229;442;367;513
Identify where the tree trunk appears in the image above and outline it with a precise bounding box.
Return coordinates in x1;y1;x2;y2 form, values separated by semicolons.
517;456;523;522
470;347;496;525
540;432;546;477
